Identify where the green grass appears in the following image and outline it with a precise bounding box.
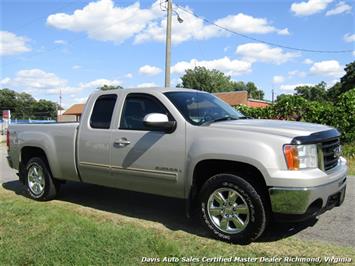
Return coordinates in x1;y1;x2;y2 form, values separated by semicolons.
0;188;354;265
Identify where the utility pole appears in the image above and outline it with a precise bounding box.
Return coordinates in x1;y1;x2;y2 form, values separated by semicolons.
272;89;275;104
164;0;172;88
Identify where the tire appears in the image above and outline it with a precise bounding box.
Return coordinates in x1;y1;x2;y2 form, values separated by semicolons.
24;157;60;201
199;174;267;244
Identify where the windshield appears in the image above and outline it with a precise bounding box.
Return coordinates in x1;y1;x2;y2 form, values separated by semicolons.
164;91;245;126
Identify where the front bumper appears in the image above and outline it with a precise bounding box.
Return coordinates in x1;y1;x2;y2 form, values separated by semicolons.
269;174;347;216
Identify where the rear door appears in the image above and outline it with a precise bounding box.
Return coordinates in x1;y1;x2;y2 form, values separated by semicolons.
109;92;186;198
77;94;117;185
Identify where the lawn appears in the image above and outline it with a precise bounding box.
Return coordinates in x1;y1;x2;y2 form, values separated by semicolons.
0;188;354;265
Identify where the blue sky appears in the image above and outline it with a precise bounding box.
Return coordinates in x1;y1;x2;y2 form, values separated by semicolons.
1;0;354;108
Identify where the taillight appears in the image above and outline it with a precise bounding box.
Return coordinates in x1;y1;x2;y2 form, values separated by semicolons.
6;129;10;148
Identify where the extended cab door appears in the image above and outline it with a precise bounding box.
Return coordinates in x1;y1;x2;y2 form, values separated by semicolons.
77;94;118;185
109;92;186;198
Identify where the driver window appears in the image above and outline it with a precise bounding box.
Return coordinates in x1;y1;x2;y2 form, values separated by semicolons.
120;93;171;130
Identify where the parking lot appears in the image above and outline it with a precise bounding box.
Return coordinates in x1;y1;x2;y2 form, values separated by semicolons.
1;143;354;247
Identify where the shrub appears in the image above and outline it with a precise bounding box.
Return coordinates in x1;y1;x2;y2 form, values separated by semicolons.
235;89;355;143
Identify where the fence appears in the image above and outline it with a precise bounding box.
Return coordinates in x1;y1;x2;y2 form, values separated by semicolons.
0;119;56;135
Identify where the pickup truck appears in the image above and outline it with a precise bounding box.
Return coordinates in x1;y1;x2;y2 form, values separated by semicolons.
6;87;347;243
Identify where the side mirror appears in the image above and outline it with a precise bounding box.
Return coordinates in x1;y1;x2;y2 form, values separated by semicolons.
143;113;176;133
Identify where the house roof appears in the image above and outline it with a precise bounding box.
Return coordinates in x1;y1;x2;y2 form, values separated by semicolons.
63;104;85;116
214;91;248;106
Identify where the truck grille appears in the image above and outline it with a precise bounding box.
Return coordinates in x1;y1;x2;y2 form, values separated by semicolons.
322;138;341;171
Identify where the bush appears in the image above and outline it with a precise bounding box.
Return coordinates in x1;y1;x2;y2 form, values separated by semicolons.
235;89;355;143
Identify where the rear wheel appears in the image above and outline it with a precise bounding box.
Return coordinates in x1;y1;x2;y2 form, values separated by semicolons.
199;174;267;244
25;157;59;201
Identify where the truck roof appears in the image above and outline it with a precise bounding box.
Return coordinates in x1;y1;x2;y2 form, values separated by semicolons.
90;87;203;98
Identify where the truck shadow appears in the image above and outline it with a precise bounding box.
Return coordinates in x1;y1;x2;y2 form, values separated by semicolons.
2;180;318;244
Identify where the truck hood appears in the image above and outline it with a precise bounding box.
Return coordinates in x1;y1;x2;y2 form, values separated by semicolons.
208;119;332;139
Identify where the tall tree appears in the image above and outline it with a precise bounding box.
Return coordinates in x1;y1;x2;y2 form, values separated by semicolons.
295;82;327;102
178;66;265;99
32;99;57;119
327;61;355;100
178;66;236;93
340;61;355;93
0;88;17;115
15;92;36;119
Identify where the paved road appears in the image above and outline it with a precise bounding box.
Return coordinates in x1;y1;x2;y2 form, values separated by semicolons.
1;144;354;246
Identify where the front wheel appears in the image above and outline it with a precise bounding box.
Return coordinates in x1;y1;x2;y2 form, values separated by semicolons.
25;157;60;201
199;174;267;244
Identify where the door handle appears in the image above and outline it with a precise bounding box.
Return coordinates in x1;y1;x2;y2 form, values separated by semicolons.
114;138;131;147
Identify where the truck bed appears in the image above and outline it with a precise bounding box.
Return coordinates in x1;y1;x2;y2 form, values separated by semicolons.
8;122;80;182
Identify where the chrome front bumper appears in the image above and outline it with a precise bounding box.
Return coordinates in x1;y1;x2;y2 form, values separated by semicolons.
269;175;347;215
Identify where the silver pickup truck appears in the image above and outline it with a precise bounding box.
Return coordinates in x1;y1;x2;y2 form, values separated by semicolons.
7;87;347;243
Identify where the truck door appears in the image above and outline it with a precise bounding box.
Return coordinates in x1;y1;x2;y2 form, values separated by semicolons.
109;93;186;198
77;94;117;185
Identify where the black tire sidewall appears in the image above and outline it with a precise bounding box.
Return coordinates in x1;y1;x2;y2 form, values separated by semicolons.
25;157;56;201
199;174;266;244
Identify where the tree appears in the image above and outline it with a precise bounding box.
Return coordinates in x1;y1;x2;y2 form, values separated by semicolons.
177;66;236;93
1;88;58;120
15;92;36;119
245;82;264;99
0;88;17;115
32;99;57;119
295;82;327;102
99;85;123;91
340;61;355;93
327;61;355;100
178;66;265;99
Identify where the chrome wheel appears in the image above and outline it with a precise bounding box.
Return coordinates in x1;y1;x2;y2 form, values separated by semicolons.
27;163;45;196
207;188;250;234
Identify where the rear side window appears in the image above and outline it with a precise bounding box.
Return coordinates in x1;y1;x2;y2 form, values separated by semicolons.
90;94;117;129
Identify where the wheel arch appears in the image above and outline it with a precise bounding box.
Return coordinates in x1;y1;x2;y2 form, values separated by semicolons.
186;159;270;217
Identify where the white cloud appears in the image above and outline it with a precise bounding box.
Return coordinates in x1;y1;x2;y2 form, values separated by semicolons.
54;39;67;45
0;77;11;85
309;60;345;77
0;31;31;56
326;1;352;16
280;83;314;90
288;70;306;77
47;0;288;45
171;57;252;76
353;51;355;56
134;6;222;44
72;65;81;69
273;75;285;83
215;13;289;35
47;0;161;43
291;0;334;16
139;65;162;76
137;82;158;88
303;58;314;64
125;73;133;78
344;33;355;42
4;68;121;95
78;79;121;89
235;43;299;64
12;69;66;90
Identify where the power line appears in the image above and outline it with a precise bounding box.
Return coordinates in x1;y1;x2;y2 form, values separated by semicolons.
176;4;353;54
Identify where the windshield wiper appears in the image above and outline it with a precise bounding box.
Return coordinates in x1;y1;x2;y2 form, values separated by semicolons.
201;116;238;126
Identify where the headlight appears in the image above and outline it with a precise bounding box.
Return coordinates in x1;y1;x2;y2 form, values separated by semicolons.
283;144;318;170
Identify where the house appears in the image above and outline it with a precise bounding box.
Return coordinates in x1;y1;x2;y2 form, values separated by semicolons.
60;103;85;122
214;91;270;108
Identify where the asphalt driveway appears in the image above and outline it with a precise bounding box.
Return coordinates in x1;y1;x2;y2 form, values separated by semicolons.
1;143;354;246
